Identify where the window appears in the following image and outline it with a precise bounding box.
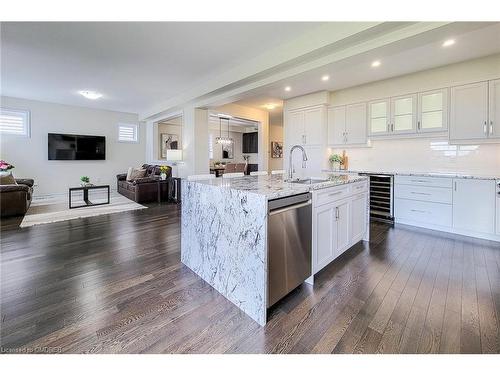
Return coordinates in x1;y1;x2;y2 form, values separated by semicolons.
0;108;30;137
117;123;138;143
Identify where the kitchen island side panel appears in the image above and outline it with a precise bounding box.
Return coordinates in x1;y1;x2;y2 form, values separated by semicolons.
180;180;268;326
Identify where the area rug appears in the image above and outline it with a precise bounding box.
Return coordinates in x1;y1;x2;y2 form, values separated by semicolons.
20;194;147;228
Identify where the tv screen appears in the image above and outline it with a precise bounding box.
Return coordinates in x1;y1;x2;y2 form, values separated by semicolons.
48;133;106;160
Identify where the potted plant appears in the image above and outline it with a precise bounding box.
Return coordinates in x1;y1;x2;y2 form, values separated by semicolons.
159;166;169;180
329;154;343;171
0;160;15;177
80;176;90;187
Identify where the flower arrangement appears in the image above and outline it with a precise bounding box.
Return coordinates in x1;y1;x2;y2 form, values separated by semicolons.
80;176;90;186
159;165;169;174
0;160;14;172
329;154;344;171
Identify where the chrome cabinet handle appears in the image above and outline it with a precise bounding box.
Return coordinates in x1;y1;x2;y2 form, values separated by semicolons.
484;121;487;135
490;121;493;135
411;192;431;195
335;207;339;220
417;121;421;130
410;209;427;213
391;123;394;132
454;181;457;191
328;191;342;197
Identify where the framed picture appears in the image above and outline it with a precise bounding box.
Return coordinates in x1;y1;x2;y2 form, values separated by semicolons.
271;141;283;158
222;140;234;159
161;133;179;158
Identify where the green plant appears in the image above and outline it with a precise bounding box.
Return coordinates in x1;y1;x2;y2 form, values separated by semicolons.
329;154;343;164
80;176;90;183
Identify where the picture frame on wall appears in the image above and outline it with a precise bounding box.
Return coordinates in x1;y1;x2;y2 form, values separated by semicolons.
271;141;283;158
222;140;234;159
161;133;179;158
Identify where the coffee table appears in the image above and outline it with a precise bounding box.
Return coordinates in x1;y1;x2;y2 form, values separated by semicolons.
69;185;110;209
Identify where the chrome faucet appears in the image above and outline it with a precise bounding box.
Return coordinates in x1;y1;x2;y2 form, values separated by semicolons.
288;145;308;180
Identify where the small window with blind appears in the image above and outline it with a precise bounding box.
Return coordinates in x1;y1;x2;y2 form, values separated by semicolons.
117;123;138;143
0;108;31;137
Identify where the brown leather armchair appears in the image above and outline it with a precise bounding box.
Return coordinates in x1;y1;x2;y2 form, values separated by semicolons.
117;164;172;203
0;178;34;217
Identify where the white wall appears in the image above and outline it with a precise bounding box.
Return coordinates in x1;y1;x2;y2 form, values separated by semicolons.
268;111;284;172
0;96;145;196
298;54;500;176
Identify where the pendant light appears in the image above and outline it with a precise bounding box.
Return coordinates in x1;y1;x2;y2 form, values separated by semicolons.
215;116;233;145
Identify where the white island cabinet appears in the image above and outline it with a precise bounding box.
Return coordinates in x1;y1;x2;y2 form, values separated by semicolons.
312;181;369;275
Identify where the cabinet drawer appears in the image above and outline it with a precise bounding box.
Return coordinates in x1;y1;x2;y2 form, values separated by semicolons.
351;181;368;194
395;175;452;188
395;198;452;227
394;184;452;204
314;185;350;207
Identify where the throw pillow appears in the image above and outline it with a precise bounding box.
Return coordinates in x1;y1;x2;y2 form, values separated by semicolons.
126;167;146;181
0;174;17;185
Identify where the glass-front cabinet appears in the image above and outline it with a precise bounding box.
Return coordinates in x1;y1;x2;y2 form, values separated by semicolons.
368;99;390;136
418;88;448;133
391;94;417;134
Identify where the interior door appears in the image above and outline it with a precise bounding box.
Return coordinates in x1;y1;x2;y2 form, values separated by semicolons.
391;94;417;134
489;79;500;139
450;82;489;141
452;178;495;234
418;88;448;133
335;200;350;257
345;102;367;144
368;99;390;136
314;203;336;273
327;106;346;145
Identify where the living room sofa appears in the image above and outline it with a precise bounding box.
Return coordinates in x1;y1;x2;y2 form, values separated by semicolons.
117;164;172;203
0;178;34;217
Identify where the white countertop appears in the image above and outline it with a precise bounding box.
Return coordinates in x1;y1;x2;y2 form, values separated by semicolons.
323;169;499;180
186;173;367;200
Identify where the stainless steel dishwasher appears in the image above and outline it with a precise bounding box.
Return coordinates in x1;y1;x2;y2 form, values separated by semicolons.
267;192;312;307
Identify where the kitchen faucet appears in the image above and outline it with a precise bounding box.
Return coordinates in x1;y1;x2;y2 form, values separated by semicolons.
288;145;308;180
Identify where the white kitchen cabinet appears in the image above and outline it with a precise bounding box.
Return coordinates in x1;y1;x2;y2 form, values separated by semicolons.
489;79;500;139
391;94;417;134
369;99;390;136
417;88;448;133
286;106;326;147
450;81;489;141
350;193;367;244
328;103;367;145
313;203;336;272
452;178;496;234
336;200;350;256
287;110;305;146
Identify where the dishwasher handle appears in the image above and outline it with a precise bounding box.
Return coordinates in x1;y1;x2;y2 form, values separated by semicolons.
269;200;312;216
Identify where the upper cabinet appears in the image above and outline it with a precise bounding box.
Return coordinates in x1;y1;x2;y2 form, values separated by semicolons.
328;102;367;145
417;88;448;133
391;94;417;134
368;99;390;136
489;79;500;139
449;81;489;141
286;105;326;147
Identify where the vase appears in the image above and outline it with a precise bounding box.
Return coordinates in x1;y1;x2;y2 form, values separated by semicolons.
0;171;12;177
160;173;167;180
331;162;340;171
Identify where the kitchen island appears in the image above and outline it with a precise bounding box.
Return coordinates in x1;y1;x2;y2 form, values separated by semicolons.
181;173;368;325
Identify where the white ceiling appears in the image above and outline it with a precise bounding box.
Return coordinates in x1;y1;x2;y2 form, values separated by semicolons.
0;22;323;114
234;22;500;111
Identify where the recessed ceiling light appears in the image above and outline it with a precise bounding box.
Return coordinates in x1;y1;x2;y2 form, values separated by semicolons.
79;90;103;100
284;86;291;92
321;75;330;81
442;39;455;47
264;103;276;110
371;60;381;68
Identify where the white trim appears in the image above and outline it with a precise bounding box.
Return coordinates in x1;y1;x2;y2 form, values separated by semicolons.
117;123;139;143
0;107;31;137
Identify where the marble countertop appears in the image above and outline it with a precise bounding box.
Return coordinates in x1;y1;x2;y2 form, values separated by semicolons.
322;169;500;180
187;173;367;200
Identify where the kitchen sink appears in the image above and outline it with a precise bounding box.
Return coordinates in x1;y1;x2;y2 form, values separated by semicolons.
289;178;329;185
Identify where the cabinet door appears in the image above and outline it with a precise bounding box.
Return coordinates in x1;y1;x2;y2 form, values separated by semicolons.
345;102;367;144
327;106;346;145
452;179;495;234
368;99;390;136
450;82;489;141
350;193;367;244
391;94;417;134
313;203;336;273
304;107;325;146
418;88;448;133
335;200;350;257
488;79;500;139
287;111;304;146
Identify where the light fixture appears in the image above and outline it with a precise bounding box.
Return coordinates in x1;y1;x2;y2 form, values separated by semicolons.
216;116;233;145
442;39;455;47
78;90;103;100
264;103;276;110
166;149;183;165
284;86;291;92
371;60;381;68
321;75;330;81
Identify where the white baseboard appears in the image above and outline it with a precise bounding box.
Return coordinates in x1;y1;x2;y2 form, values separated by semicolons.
395;218;500;243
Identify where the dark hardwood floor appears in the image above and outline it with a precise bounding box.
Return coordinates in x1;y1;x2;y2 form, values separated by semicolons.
1;203;499;354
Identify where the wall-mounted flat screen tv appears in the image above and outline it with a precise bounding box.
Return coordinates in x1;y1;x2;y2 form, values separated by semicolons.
48;133;106;160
